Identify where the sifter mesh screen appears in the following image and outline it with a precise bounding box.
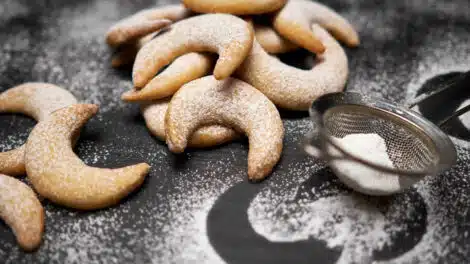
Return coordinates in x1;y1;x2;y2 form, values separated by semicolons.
322;105;440;171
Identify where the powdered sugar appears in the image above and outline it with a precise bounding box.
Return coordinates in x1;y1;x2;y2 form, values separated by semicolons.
0;0;29;23
249;191;391;263
0;132;30;153
405;22;470;103
327;133;411;196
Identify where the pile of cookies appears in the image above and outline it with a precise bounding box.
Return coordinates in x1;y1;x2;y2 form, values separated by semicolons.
107;0;359;180
0;83;150;251
0;0;359;252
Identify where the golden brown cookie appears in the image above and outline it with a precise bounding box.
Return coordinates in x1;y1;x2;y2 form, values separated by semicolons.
165;76;284;181
254;24;298;54
0;174;44;251
182;0;287;15
273;0;359;54
236;25;348;111
122;53;214;102
25;104;150;210
132;13;254;88
106;4;191;47
142;99;238;148
0;83;77;176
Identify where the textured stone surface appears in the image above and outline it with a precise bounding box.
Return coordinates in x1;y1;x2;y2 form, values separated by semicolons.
1;0;470;263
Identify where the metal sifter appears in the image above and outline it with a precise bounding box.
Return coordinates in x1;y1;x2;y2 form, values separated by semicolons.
304;71;470;195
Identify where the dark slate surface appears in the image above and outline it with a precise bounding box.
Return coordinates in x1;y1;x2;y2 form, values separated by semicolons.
1;0;470;263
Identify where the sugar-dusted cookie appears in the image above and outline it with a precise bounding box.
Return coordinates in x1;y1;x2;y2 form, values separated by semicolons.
273;0;359;54
254;24;297;54
25;104;150;210
0;83;77;176
142;99;238;148
0;174;44;251
106;4;191;47
165;76;284;181
182;0;287;15
132;14;254;88
236;25;348;111
122;53;214;102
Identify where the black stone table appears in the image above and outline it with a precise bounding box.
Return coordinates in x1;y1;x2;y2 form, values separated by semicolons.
1;0;470;263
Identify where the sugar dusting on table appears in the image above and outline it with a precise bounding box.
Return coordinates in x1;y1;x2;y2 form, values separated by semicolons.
248;146;470;263
0;132;30;152
1;0;470;263
1;152;239;263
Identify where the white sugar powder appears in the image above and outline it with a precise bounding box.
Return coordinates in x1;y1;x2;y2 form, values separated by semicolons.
0;131;30;152
249;190;391;264
0;0;29;23
327;133;417;196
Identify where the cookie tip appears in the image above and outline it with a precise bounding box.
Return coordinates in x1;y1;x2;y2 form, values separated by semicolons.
167;139;186;154
17;233;42;252
132;75;146;89
137;163;151;174
213;67;229;80
120;91;134;102
82;104;99;114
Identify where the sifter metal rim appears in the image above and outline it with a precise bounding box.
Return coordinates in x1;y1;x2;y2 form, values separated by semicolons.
308;92;457;177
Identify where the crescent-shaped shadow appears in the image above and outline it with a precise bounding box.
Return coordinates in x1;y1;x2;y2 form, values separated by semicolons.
207;168;427;263
206;179;341;264
416;71;470;140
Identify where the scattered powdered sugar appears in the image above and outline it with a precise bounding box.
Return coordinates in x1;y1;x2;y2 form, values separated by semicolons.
0;0;29;23
22;0;135;114
31;44;132;113
377;146;470;264
56;1;119;40
247;152;428;264
405;24;470;103
137;177;231;263
247;154;467;264
2;151;241;263
0;131;30;152
124;155;244;264
249;190;391;264
403;24;470;150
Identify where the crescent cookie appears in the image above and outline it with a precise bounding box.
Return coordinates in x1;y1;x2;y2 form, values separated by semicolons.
114;24;293;69
0;83;77;176
142;99;238;148
254;24;298;54
273;0;359;54
132;13;254;88
236;25;348;111
165;76;284;181
25;104;150;210
122;53;214;102
182;0;287;15
0;174;44;251
105;4;191;47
